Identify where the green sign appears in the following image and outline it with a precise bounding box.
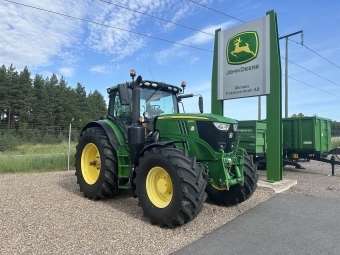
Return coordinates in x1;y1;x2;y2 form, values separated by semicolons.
226;31;259;65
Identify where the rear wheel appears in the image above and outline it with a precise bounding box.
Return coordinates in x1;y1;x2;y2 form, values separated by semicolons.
74;127;121;200
135;146;207;228
206;152;258;205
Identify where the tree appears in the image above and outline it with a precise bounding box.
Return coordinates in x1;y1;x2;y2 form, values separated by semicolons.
31;74;49;129
14;66;32;128
86;90;107;121
0;65;8;128
6;64;20;129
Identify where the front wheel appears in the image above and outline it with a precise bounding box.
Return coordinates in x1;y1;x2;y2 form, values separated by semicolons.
206;152;258;205
135;146;207;228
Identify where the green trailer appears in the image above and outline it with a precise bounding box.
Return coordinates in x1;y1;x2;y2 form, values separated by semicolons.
238;120;267;168
238;117;334;170
282;116;332;160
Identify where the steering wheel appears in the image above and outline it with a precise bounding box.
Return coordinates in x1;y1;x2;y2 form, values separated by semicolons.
151;105;160;109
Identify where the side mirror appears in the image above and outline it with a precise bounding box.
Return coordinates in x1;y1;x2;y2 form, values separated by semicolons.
199;96;203;113
118;83;130;105
177;94;194;101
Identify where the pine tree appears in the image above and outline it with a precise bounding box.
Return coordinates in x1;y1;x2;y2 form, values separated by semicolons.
0;65;8;128
15;66;32;128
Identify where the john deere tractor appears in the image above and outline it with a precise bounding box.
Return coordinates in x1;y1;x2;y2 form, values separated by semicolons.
75;70;258;228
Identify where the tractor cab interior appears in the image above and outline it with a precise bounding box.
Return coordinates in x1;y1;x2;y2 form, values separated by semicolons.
108;82;178;138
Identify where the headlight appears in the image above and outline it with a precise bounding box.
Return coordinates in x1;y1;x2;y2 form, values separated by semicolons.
213;122;230;131
233;124;238;132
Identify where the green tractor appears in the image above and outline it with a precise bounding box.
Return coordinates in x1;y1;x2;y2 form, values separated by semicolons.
75;70;258;228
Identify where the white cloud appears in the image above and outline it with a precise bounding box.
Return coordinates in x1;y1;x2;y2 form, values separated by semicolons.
89;65;110;74
59;67;75;77
155;21;235;64
0;0;89;70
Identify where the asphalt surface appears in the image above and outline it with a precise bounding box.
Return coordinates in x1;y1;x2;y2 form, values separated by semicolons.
172;193;340;255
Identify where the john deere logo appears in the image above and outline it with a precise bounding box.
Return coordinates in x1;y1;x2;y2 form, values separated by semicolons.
226;31;259;65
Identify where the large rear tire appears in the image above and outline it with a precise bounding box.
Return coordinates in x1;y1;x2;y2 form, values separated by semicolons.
135;146;207;228
74;127;121;200
206;152;258;205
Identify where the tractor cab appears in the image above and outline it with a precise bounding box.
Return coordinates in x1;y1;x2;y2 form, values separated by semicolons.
106;78;201;137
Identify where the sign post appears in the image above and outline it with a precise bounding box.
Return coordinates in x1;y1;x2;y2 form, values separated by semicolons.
211;10;282;182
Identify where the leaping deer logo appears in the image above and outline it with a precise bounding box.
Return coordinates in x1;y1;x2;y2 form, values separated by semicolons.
231;37;255;57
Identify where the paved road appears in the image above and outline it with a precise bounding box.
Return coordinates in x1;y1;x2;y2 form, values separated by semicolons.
172;194;340;255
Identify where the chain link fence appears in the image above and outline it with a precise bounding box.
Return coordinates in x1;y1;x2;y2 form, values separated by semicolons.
0;125;82;173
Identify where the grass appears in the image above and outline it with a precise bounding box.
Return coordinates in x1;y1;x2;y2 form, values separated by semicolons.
0;154;76;174
0;142;77;155
0;142;77;174
331;137;340;149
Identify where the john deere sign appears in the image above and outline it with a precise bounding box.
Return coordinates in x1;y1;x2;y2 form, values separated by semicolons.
217;16;271;100
227;31;259;65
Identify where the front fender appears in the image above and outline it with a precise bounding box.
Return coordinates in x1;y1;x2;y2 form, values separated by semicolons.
80;120;120;151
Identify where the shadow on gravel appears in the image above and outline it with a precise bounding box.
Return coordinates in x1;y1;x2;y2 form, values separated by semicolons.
283;165;340;176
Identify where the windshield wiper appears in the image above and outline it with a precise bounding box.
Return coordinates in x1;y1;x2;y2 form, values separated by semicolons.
145;87;162;103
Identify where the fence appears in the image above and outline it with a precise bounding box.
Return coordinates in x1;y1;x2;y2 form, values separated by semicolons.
0;125;82;173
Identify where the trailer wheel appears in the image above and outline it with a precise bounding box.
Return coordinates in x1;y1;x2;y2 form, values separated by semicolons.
75;127;121;200
135;146;207;228
206;152;258;205
256;161;266;170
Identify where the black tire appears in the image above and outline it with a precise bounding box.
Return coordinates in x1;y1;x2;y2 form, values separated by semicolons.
135;146;207;228
206;152;258;206
256;161;266;170
74;126;121;200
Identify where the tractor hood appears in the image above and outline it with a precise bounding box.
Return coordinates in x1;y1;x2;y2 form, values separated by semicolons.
157;113;238;124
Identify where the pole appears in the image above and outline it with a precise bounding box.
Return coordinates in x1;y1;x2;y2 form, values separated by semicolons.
258;96;261;120
285;37;288;118
68;123;71;171
279;30;303;119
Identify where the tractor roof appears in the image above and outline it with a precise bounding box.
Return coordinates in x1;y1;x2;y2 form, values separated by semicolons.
107;80;183;95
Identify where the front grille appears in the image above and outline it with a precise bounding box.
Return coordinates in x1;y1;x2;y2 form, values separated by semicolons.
178;120;189;135
196;121;236;153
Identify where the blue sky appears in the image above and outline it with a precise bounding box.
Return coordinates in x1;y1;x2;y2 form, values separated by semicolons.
1;0;340;121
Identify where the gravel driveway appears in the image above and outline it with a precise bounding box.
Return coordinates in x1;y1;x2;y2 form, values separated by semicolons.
1;158;339;254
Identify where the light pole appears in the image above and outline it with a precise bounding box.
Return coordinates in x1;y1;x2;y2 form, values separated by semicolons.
279;30;303;118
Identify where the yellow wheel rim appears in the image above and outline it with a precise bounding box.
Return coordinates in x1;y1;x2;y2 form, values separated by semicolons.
81;143;101;185
211;183;227;191
146;167;173;208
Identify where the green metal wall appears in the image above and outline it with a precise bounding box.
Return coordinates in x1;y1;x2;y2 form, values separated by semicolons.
282;117;331;153
238;120;267;155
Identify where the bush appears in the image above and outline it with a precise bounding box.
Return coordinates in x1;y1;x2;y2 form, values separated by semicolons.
331;137;340;149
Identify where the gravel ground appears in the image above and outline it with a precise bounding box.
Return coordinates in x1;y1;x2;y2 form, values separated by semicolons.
281;157;340;199
0;171;274;255
0;158;339;254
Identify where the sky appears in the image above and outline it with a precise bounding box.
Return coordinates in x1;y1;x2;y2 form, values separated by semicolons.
1;0;340;121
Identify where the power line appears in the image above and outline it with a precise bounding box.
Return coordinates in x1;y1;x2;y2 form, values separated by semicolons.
98;0;214;36
289;39;340;70
4;0;213;53
282;57;340;87
188;0;245;23
284;74;340;99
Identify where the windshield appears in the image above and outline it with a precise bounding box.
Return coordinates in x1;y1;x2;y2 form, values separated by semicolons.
140;89;178;117
108;88;178;119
